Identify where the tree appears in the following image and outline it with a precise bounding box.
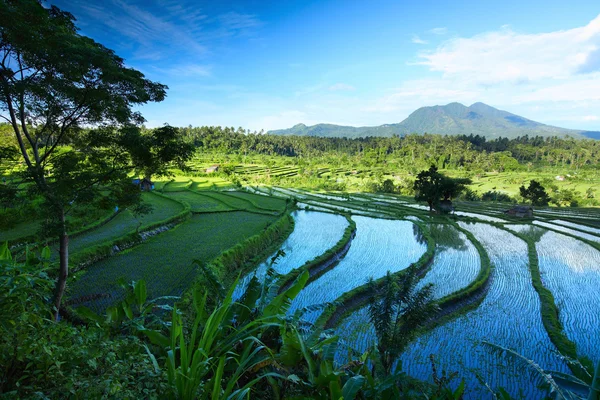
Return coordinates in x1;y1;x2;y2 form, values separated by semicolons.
413;165;471;212
0;0;192;318
367;267;439;375
381;178;396;193
519;180;550;206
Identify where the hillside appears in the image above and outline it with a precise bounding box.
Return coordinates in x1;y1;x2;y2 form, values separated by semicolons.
269;102;598;139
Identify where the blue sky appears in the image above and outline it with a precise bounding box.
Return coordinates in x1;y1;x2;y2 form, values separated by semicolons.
51;0;600;131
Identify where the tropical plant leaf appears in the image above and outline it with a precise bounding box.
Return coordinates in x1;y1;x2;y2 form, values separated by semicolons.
342;375;366;400
482;341;568;399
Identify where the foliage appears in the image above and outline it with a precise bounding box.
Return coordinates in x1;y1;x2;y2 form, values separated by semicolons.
519;180;551;206
0;0;196;317
367;267;440;375
129;125;195;181
70;211;276;311
483;341;600;400
0;246;167;398
480;190;514;202
414;166;471;211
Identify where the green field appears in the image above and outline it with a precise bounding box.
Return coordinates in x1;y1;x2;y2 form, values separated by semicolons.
0;219;42;243
164;190;234;212
70;211;276;310
223;190;287;212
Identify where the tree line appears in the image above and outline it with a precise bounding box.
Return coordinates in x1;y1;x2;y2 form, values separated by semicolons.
177;126;600;172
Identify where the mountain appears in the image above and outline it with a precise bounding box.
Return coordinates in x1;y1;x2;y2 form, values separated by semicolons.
268;102;598;140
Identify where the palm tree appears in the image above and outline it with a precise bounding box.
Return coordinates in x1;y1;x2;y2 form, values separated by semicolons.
367;266;440;375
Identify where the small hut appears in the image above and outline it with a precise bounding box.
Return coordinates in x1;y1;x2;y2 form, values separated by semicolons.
133;178;154;191
504;205;533;218
206;164;220;173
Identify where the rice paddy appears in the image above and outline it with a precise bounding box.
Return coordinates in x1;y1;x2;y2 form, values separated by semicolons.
70;211;276;311
13;181;599;397
288;216;427;323
234;210;348;299
534;230;600;365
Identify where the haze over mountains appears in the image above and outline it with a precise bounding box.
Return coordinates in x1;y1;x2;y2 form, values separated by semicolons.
269;102;600;140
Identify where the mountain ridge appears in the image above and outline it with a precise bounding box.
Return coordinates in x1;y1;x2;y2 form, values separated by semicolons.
268;102;598;140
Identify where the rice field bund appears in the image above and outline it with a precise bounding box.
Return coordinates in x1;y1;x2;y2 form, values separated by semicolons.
7;180;600;399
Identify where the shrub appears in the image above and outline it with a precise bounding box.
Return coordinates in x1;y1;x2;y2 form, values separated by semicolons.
481;190;513;202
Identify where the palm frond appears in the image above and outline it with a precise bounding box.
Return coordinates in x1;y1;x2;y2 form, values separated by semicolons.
482;341;568;399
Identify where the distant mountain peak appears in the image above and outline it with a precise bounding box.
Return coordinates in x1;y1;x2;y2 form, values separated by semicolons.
268;102;593;140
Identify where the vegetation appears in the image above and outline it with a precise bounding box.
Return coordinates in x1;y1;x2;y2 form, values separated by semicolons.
520;180;551;206
367;268;440;375
3;0;600;398
413;166;471;212
0;0;194;317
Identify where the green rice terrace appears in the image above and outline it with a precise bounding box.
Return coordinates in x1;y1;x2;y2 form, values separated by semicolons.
4;2;600;397
4;175;600;398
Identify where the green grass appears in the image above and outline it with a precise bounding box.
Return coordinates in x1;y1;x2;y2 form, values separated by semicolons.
164;191;234;213
63;192;185;257
191;176;232;190
70;211;277;311
0;219;42;243
195;191;276;214
162;176;193;192
220;191;287;212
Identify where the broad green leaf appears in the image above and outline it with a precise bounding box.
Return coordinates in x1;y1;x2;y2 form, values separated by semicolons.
143;329;170;348
75;306;105;325
122;302;134;320
0;242;11;260
264;271;308;318
134;280;147;306
329;379;342;400
342;375;366;400
40;246;51;260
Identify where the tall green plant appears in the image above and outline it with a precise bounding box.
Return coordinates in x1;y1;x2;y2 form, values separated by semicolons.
144;271;309;399
367;267;440;375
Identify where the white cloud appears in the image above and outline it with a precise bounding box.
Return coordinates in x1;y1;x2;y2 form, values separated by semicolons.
429;27;448;35
364;79;480;114
328;83;356;91
354;14;600;129
417;14;600;84
411;35;428;45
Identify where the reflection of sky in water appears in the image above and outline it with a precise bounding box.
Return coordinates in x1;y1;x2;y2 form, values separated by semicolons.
535;231;600;364
335;224;481;361
338;223;567;399
403;203;430;210
416;224;480;299
534;221;600;243
289;217;426;323
234;211;348;299
550;220;600;235
454;211;506;222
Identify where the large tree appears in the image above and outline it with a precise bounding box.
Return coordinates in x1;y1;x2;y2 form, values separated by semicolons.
0;0;192;318
413;165;471;212
519;180;550;206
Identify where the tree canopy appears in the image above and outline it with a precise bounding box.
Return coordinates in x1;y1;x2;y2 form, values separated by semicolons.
519;180;551;206
0;0;192;318
413;166;471;212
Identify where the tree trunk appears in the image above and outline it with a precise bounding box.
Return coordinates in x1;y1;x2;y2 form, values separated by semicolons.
53;211;69;321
